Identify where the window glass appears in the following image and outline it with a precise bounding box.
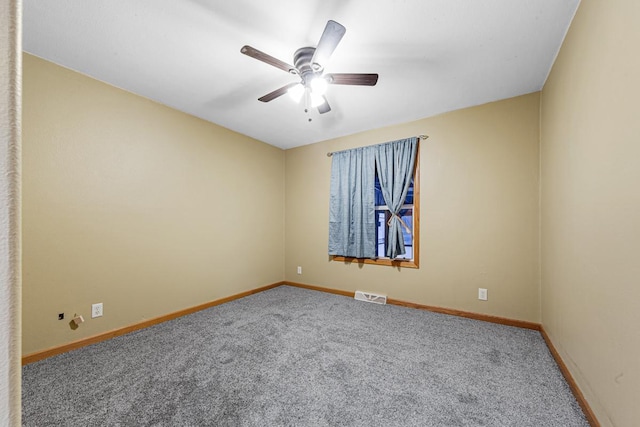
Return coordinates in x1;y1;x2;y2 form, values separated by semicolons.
374;174;414;260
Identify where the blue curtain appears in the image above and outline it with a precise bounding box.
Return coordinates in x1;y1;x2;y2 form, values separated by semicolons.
374;137;418;259
328;146;376;258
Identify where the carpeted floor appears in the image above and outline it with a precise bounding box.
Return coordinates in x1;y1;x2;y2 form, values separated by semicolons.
22;285;589;426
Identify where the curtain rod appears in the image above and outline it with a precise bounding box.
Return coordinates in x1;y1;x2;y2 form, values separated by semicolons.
326;135;428;157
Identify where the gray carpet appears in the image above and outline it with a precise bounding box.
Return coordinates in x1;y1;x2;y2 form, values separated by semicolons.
22;285;588;426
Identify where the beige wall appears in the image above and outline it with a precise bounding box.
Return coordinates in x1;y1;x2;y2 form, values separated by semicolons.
285;93;541;323
540;1;640;426
22;54;285;355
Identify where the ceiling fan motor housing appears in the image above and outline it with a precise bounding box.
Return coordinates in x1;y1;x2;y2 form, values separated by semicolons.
293;47;320;85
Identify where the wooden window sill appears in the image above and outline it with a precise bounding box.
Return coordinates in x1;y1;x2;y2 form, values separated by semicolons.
331;256;419;269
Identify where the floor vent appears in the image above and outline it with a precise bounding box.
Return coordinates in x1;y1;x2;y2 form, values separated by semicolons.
354;290;387;305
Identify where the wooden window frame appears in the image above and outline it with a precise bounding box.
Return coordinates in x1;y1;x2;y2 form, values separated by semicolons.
331;145;420;269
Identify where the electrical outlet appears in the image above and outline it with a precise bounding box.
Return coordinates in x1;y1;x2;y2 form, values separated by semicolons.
297;266;302;275
91;303;103;318
478;288;488;301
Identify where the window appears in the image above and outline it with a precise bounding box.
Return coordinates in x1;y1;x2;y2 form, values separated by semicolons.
330;141;419;268
375;174;415;260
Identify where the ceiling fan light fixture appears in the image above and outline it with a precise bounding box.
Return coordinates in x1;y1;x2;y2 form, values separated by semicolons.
310;76;328;96
310;91;326;108
288;83;305;103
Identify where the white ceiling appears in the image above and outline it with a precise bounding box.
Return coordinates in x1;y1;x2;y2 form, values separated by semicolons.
23;0;580;150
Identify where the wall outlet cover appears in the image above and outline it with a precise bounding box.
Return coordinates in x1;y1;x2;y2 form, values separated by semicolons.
92;303;103;318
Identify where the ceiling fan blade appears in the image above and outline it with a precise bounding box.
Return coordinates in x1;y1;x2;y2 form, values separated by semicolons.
310;20;346;71
258;82;300;102
325;73;379;86
240;45;296;74
318;96;331;114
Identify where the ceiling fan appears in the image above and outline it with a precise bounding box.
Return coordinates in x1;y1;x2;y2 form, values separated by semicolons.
241;20;378;116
